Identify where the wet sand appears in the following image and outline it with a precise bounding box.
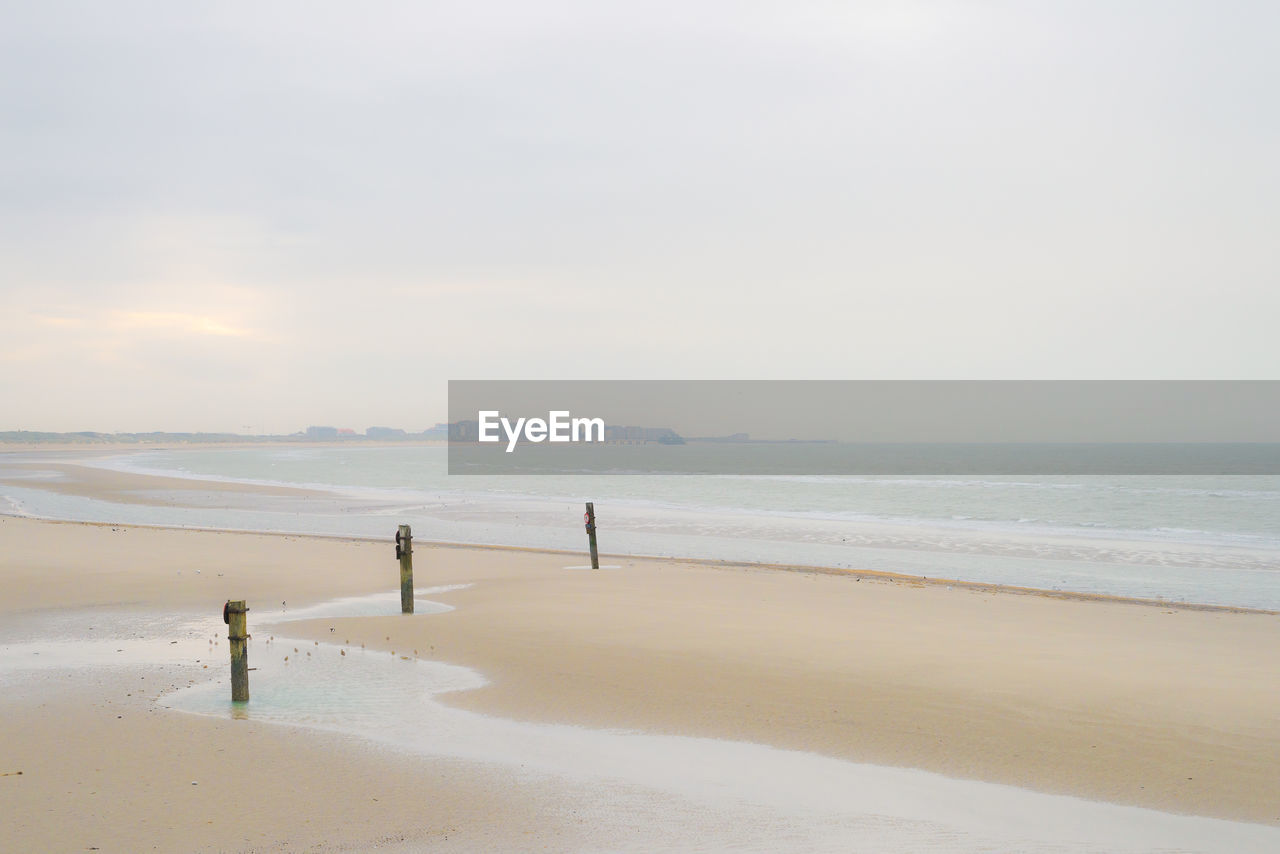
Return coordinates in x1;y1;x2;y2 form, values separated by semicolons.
2;507;1278;850
302;546;1280;824
0;453;326;507
0;517;588;852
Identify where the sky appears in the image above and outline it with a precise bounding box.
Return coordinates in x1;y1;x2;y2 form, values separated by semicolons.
2;1;1277;433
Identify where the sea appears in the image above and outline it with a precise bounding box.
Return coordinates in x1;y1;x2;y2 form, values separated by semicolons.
2;444;1277;610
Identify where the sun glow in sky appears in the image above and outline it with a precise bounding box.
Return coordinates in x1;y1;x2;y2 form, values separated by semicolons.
2;1;1277;432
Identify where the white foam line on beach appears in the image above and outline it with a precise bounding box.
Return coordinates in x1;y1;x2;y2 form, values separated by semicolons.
0;495;32;517
68;450;466;509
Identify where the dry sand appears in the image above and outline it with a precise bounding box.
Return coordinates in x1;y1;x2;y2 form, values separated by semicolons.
2;502;1278;850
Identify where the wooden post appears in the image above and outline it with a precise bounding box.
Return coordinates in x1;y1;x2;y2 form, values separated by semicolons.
397;524;414;614
585;502;599;570
225;600;249;702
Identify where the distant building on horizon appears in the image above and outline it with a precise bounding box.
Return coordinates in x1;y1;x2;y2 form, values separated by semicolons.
449;420;479;441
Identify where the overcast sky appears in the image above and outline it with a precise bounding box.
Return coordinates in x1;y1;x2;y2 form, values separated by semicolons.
3;1;1277;433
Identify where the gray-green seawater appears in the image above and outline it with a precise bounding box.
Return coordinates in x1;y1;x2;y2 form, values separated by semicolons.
2;445;1277;609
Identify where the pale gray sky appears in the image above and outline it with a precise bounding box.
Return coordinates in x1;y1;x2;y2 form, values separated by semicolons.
2;1;1277;433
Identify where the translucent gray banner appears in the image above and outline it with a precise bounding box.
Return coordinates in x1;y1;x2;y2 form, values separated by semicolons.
447;381;1280;474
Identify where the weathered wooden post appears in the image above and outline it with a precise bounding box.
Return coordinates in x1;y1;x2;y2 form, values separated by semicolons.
224;599;249;702
584;502;599;570
396;524;414;614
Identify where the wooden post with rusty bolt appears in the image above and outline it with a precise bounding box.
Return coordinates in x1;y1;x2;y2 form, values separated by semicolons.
397;524;414;614
225;599;249;702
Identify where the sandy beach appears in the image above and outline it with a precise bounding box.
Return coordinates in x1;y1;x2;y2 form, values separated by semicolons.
0;452;1276;851
2;485;1279;852
10;1;1280;848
